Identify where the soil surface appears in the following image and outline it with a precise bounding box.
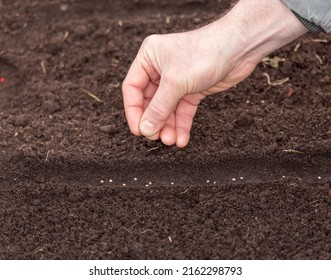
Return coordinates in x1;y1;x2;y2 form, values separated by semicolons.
1;0;331;259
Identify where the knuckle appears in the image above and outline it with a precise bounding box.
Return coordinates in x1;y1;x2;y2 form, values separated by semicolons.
142;34;158;48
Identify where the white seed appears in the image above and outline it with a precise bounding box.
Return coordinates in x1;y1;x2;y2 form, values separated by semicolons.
318;176;322;180
240;177;244;180
123;183;126;186
213;181;216;184
206;180;210;183
100;180;104;183
109;179;113;183
145;184;149;187
171;182;174;185
282;176;286;179
60;4;68;11
232;178;236;181
149;182;152;185
134;178;137;181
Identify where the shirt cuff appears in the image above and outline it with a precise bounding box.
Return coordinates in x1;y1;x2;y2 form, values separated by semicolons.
291;10;323;33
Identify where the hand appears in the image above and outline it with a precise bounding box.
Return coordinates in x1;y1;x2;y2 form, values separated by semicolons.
122;0;307;148
122;29;256;147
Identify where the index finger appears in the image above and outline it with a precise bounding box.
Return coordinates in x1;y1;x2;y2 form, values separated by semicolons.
122;57;150;136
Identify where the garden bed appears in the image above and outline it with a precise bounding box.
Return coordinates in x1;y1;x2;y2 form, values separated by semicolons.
1;0;330;259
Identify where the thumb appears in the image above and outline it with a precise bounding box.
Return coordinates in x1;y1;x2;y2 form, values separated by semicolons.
139;77;183;137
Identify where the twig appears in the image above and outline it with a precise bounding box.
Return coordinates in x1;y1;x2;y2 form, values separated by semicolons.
283;149;305;155
81;88;103;102
180;189;189;194
45;150;50;162
147;147;159;152
62;31;69;42
140;229;154;235
263;73;289;87
40;60;47;76
311;39;328;43
294;43;301;52
315;54;323;65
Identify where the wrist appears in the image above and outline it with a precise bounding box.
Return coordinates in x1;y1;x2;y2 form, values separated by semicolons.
215;0;308;66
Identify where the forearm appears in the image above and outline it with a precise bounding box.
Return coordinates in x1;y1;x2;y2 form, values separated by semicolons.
211;0;308;66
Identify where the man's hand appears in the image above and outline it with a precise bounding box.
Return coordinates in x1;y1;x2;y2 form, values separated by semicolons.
122;30;256;147
122;0;307;148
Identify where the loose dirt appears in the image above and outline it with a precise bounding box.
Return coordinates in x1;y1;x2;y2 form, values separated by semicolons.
1;0;331;259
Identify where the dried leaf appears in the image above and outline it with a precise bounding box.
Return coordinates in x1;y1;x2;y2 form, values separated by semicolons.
262;56;285;68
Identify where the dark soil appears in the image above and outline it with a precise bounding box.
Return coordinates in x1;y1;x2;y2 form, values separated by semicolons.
1;0;331;259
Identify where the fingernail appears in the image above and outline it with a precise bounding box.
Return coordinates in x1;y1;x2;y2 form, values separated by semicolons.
139;120;156;136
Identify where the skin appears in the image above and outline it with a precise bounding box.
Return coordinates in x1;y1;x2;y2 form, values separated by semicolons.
122;0;308;148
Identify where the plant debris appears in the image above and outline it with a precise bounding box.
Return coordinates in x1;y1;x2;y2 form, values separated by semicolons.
262;56;285;68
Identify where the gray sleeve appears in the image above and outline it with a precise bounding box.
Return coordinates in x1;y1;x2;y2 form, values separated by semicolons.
281;0;331;33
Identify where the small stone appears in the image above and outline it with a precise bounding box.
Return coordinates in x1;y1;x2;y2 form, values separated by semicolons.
99;125;117;135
